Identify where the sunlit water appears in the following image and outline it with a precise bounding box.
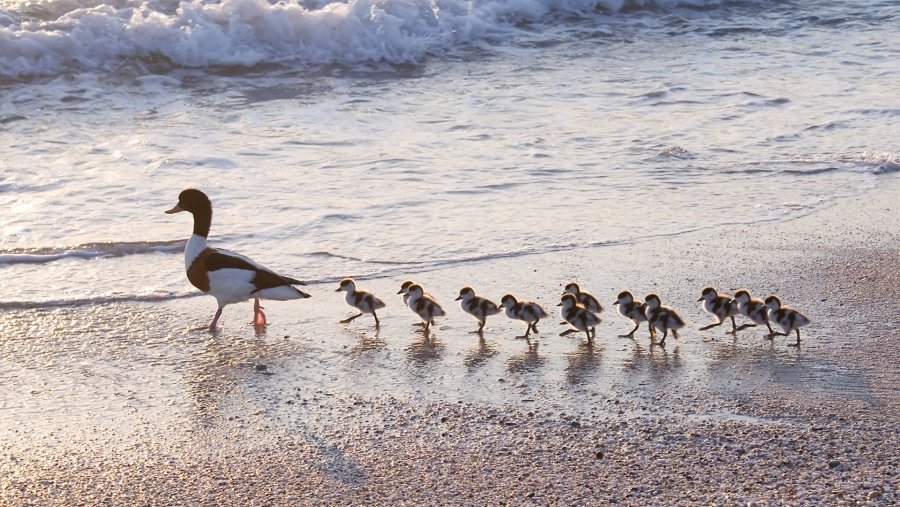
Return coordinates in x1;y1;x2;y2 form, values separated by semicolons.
1;0;898;445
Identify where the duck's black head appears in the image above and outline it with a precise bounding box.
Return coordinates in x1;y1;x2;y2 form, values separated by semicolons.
167;189;211;214
166;188;212;237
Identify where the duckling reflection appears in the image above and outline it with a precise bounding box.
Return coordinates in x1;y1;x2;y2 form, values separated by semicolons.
506;338;546;374
564;340;602;386
347;330;386;357
621;340;682;382
406;334;445;367
463;336;500;370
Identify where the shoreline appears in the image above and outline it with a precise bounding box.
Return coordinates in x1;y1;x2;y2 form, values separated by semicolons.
2;180;899;505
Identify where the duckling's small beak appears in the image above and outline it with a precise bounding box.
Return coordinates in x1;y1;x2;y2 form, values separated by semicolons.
397;289;404;294
613;300;619;305
454;295;462;301
556;302;563;306
164;204;183;214
696;297;703;302
335;288;342;292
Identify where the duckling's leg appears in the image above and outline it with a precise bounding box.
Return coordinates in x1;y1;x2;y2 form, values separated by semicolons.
516;323;532;339
590;327;596;340
531;320;540;334
699;321;722;331
372;311;380;327
727;316;738;334
765;320;776;336
620;322;640;338
735;323;757;331
559;328;577;336
658;329;668;346
340;313;363;324
787;329;801;347
251;299;267;327
470;320;486;335
672;329;680;340
585;330;593;343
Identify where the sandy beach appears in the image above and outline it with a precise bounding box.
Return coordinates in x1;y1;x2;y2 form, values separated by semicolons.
2;177;899;506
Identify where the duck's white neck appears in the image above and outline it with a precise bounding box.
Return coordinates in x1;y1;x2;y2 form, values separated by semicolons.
184;234;208;269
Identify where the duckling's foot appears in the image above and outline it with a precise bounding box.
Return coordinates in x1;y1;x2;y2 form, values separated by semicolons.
340;313;362;324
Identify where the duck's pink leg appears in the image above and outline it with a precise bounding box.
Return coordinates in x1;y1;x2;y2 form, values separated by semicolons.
252;299;267;327
198;307;222;332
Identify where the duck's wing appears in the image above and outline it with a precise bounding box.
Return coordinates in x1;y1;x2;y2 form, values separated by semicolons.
205;249;305;291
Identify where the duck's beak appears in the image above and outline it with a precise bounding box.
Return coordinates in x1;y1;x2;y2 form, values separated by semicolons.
556;302;562;306
164;204;183;214
696;297;703;302
335;288;342;292
613;301;619;305
454;295;462;301
397;289;404;294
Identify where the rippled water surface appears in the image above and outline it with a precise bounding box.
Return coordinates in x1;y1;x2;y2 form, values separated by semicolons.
2;0;898;306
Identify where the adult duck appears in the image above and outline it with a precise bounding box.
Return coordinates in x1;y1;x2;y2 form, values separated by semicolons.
165;189;310;331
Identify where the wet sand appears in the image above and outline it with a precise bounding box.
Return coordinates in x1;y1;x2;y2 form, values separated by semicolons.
2;179;899;505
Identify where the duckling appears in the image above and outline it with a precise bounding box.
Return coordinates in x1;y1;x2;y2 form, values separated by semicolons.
613;290;651;338
406;283;445;333
562;282;603;313
455;287;502;334
697;287;740;334
499;294;549;339
397;280;417;308
644;294;685;346
336;278;386;327
398;280;434;327
764;295;811;347
558;293;601;342
733;289;776;336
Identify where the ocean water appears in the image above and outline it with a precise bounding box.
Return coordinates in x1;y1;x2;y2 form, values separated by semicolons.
1;0;898;307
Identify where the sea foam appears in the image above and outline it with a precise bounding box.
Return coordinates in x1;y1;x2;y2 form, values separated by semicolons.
0;0;743;78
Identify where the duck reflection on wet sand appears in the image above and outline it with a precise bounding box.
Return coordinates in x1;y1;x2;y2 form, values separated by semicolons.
182;330;301;425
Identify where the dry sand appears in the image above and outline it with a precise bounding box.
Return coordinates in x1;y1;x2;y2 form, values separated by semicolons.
2;179;899;506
